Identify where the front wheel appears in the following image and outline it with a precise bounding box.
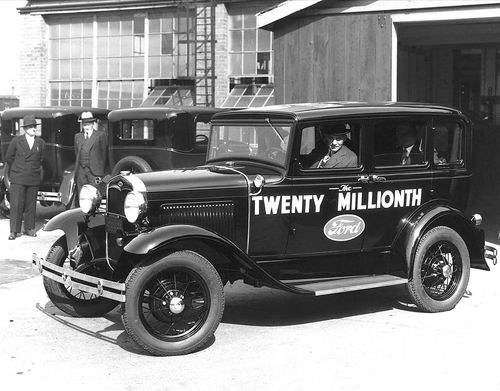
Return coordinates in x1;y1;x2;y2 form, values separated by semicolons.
121;250;225;356
43;237;119;317
408;226;470;312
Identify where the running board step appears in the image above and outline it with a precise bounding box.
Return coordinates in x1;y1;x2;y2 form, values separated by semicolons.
286;275;408;296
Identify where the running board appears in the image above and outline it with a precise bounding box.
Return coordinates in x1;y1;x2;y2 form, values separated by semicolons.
286;275;408;296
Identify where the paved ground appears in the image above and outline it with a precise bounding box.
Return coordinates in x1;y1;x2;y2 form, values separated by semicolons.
0;208;499;390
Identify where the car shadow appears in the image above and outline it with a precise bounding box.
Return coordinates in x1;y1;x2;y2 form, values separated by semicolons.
222;283;417;327
37;301;215;356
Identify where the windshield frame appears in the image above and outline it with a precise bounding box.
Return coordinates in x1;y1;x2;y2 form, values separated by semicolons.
206;118;295;168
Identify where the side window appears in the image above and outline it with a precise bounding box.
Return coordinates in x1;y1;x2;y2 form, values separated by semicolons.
15;118;42;137
432;120;464;166
195;119;210;148
299;121;361;169
373;118;428;167
119;120;154;140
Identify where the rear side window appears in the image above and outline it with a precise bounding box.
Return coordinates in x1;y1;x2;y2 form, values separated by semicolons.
373;118;429;167
120;119;154;140
432;120;464;166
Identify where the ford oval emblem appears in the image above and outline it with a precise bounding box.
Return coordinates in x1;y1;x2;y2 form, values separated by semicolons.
323;214;365;242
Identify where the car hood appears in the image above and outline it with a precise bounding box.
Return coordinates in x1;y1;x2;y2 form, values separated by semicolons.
133;165;249;194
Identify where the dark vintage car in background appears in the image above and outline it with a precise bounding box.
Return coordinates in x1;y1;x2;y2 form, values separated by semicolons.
0;106;109;216
107;106;227;175
33;102;496;356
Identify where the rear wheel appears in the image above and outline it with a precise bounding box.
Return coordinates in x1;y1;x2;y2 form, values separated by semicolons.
43;237;118;317
408;226;470;312
121;250;224;356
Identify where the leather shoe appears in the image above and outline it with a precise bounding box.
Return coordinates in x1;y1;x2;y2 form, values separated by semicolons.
8;233;17;240
23;230;37;237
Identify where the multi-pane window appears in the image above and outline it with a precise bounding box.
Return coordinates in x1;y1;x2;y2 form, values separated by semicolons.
48;17;93;106
149;9;195;78
228;9;273;77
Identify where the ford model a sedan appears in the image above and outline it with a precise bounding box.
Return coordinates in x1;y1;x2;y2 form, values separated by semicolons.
0;107;109;215
107;106;226;175
33;102;496;356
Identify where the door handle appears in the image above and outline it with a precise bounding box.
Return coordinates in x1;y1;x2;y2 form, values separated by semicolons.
371;175;386;182
358;175;370;183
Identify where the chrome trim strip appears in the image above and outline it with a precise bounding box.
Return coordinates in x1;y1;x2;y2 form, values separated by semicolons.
210;165;252;253
32;253;125;302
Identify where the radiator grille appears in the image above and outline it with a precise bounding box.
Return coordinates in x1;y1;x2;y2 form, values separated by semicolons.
106;184;131;215
161;201;235;241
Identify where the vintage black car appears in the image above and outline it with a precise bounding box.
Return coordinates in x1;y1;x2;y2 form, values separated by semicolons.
107;106;226;175
33;102;496;356
0;107;109;216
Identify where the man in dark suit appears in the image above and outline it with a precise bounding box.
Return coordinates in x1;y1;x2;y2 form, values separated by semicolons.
5;115;46;239
310;123;358;169
74;111;108;199
396;122;424;165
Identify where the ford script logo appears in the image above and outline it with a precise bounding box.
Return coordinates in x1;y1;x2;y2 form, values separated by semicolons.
323;214;365;242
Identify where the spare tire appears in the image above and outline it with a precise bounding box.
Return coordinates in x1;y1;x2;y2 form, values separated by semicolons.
112;156;152;176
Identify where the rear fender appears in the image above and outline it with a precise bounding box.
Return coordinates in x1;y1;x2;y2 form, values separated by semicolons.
124;224;307;293
43;208;105;251
394;201;489;273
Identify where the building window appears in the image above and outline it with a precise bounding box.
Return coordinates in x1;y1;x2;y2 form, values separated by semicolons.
228;8;273;78
149;9;195;79
48;17;93;106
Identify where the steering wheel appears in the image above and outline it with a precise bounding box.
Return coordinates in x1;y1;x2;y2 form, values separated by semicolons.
266;147;286;161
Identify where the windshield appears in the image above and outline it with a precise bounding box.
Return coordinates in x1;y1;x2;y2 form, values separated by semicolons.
208;122;292;166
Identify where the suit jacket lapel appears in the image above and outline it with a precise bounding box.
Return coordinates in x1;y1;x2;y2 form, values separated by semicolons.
86;131;98;150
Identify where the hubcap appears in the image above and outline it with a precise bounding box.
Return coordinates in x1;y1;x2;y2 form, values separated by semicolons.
168;295;185;314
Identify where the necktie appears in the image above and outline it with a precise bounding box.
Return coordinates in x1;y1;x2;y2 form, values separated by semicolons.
402;148;410;165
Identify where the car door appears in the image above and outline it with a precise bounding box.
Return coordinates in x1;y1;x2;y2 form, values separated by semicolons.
361;116;433;251
287;119;369;257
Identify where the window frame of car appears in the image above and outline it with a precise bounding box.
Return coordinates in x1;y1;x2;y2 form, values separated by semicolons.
430;115;467;169
369;115;433;173
291;117;366;177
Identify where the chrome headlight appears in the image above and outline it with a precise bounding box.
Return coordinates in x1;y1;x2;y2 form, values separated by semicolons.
124;191;147;223
79;185;102;214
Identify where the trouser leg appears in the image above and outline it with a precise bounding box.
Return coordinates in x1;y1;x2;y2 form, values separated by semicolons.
9;183;24;233
23;186;38;231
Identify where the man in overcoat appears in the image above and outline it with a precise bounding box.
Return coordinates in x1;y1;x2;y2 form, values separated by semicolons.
74;111;108;199
5;115;46;239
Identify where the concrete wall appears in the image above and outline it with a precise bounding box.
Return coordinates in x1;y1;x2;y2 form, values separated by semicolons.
19;13;48;106
273;13;392;104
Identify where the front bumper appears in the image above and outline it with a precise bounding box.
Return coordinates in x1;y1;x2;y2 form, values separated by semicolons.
37;191;62;203
32;253;126;302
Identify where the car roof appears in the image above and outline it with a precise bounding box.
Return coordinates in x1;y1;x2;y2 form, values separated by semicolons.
0;106;110;120
211;101;464;122
108;106;230;121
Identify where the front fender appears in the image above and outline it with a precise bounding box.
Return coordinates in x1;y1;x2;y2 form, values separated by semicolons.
394;200;489;272
124;224;309;294
44;208;105;250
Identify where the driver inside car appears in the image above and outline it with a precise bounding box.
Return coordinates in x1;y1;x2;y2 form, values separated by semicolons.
310;123;358;168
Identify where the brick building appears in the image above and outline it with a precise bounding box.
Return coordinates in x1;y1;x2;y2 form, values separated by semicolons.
18;0;280;109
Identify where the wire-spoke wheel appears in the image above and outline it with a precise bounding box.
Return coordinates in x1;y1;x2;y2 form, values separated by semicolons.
122;250;224;356
408;226;470;312
43;237;119;317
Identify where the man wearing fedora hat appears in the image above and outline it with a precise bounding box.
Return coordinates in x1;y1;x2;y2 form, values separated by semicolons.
74;111;108;200
311;123;358;169
4;115;46;240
